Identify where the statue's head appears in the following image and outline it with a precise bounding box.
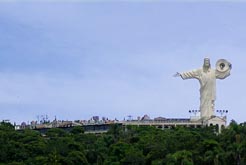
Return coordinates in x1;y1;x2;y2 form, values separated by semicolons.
203;58;211;68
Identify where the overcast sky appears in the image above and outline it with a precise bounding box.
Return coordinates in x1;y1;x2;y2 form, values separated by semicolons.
0;1;245;124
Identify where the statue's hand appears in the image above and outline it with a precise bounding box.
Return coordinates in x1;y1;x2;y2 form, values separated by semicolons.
173;72;181;77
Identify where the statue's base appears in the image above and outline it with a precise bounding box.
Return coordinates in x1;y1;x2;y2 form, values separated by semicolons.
190;115;227;133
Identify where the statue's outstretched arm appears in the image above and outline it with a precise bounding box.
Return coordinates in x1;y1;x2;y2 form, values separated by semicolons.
176;69;200;80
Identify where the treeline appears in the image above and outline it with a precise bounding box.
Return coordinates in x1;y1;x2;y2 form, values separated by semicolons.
1;121;246;165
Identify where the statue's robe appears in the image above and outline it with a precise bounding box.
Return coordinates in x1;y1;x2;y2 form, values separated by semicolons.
180;67;230;119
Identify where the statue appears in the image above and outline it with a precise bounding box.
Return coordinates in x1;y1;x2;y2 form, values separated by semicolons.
174;58;232;120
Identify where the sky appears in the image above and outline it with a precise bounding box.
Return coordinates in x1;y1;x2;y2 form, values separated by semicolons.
0;1;245;124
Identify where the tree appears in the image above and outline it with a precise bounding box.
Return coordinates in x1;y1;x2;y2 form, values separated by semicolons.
70;126;84;135
65;151;88;164
165;150;193;165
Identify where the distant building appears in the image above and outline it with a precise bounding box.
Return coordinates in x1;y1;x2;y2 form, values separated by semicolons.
141;114;150;120
154;117;166;121
20;122;27;129
92;116;99;122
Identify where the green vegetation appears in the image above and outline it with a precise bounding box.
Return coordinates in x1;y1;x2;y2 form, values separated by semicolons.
1;121;246;164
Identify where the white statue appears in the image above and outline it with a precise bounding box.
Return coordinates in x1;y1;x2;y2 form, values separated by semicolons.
174;58;232;119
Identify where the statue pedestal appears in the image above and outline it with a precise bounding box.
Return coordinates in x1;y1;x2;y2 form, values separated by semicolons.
189;115;227;133
203;116;227;133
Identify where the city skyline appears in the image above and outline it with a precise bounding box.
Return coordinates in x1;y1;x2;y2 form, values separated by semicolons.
0;2;245;124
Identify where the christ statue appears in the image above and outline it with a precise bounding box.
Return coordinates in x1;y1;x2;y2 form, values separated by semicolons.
174;58;232;120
